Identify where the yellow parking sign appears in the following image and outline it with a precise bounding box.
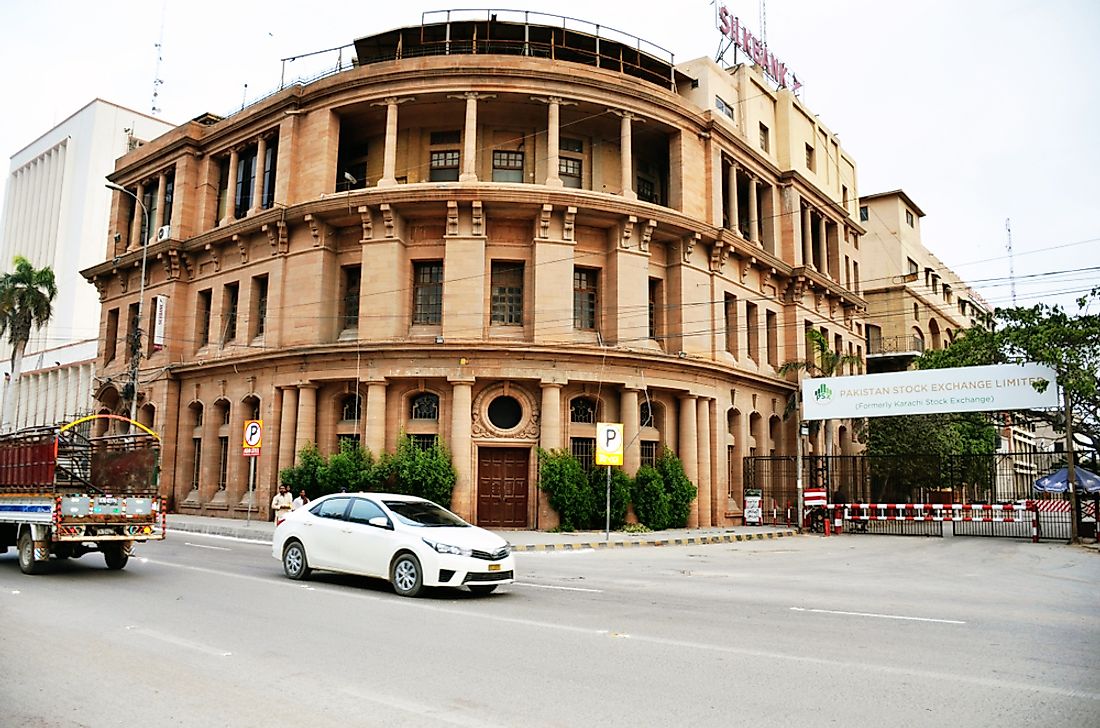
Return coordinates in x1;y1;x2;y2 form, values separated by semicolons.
595;422;624;466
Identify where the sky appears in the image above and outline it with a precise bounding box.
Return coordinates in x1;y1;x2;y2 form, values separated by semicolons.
1;0;1097;315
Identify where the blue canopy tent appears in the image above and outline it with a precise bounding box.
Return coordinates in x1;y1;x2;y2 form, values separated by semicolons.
1033;466;1100;494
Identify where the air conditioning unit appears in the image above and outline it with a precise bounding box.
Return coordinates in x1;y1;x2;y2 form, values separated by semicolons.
156;225;171;242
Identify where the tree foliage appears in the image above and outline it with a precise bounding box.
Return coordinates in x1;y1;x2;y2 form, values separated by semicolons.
779;329;863;454
537;448;594;531
0;255;58;372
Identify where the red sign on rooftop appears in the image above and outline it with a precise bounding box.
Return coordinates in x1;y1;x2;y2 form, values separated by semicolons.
717;5;800;92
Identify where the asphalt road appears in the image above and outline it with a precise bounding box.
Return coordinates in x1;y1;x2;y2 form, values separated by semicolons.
0;533;1096;728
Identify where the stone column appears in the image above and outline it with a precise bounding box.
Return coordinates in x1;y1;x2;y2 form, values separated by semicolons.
459;92;481;182
449;379;474;522
365;381;387;457
295;384;317;454
223;149;239;225
539;382;563;530
155;172;167;229
726;163;739;234
817;215;829;278
379;98;400;187
679;395;699;527
129;181;145;250
277;387;298;471
748;178;759;246
546;97;562;187
252;136;267;214
619;112;636;200
696;398;712;527
802;205;814;269
621;388;640;476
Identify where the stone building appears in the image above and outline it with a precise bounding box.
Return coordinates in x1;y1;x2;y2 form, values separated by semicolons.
83;12;865;527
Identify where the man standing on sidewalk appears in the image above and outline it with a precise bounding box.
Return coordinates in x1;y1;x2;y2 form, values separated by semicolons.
271;485;293;524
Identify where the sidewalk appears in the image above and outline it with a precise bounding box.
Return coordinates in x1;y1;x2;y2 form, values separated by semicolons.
165;513;798;550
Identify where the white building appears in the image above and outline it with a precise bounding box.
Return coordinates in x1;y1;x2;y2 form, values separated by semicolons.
0;99;173;431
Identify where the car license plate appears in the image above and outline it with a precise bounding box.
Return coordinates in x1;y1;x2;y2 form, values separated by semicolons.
488;564;501;572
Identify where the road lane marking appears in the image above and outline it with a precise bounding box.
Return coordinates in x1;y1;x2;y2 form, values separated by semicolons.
790;606;966;624
184;542;232;551
514;582;602;593
125;625;232;657
169;531;272;546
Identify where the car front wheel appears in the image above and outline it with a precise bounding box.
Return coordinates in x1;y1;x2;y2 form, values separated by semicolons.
283;541;311;580
391;553;423;597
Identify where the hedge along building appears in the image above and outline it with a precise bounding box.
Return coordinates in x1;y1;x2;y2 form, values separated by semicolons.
82;10;866;528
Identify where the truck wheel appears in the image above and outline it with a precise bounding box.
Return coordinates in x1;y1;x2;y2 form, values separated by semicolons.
103;543;129;570
18;531;43;575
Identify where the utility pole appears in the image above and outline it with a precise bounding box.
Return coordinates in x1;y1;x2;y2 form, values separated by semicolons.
1064;386;1078;543
105;183;150;426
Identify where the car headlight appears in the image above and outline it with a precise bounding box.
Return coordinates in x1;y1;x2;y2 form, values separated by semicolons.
422;538;472;557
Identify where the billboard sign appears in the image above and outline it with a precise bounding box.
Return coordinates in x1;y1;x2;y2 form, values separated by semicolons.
801;363;1059;420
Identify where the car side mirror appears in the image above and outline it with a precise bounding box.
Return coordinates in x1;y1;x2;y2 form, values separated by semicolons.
368;516;392;530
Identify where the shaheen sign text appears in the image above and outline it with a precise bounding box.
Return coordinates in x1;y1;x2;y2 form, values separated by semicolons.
801;363;1059;420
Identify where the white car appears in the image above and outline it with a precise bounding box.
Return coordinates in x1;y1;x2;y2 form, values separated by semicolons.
272;492;515;597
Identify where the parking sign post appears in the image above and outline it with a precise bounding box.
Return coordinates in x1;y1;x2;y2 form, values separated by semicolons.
242;420;263;524
596;423;624;541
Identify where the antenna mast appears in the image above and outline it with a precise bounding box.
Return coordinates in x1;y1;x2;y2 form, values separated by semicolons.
1005;218;1017;306
151;5;166;115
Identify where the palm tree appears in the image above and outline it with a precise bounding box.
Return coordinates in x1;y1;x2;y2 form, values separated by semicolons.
778;328;863;458
0;256;58;430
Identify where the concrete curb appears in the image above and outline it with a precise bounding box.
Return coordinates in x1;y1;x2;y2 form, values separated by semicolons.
510;530;798;551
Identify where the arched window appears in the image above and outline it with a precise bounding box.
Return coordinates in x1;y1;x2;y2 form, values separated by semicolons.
341;394;362;421
570;397;596;424
410;393;439;421
640;401;654;428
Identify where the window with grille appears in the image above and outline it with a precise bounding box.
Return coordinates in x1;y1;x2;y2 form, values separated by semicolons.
262;140;278;208
640;402;655;428
223;283;239;343
341;394;362;421
337;434;361;449
234;144;257;219
410;393;439;421
430;150;460;182
491;262;524;325
197;289;212;347
560;157;582;188
492;150;524;183
413;261;443;325
191;438;202;490
637;177;657;203
641;441;658;467
217;437;229;491
570;397;596;424
342;266;361;330
573;268;598;330
410;434;438;451
252;275;268;338
571;438;596;471
560;138;583;153
715;96;734;120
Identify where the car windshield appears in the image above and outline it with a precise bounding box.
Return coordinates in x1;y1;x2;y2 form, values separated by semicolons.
383;500;469;527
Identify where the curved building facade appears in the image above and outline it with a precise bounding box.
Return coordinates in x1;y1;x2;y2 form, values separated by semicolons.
84;13;866;528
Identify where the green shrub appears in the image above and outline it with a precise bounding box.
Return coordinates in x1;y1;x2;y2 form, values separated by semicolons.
656;448;697;528
588;466;631;530
537;448;594;531
388;435;457;507
318;440;382;494
632;465;670;530
279;443;324;497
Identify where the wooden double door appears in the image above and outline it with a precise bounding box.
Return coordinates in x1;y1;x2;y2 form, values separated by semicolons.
476;447;529;528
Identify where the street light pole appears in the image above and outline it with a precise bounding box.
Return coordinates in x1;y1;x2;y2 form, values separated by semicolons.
105;182;150;425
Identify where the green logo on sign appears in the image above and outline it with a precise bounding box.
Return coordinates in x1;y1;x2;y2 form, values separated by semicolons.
814;383;833;403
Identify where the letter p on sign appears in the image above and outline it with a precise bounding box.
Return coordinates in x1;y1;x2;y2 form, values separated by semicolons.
596;422;624;466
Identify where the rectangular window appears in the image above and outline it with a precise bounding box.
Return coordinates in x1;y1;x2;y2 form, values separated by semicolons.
105;308;119;363
197;289;212;347
141;186;156;246
759;123;770;153
745;302;759;362
859;205;868;222
907;258;919;276
342;265;361;330
560;157;582;189
805;143;815;171
162;170;175;228
235;145;258;218
913;302;920;321
637;177;657;203
262;139;278;208
251;275;268;338
844;255;851;288
125;303;139;363
724;293;738;357
835;334;844;360
215;158;230;226
490;262;524;325
766;310;778;367
410;434;438;451
222;283;239;344
841;185;848;208
217;436;229;491
648;278;662;341
491;150;525;183
573;268;598;331
412;261;443;325
852;261;860;292
906;209;915;227
191;438;202;491
715;96;735;120
560;137;584;153
571;437;596;472
640;441;659;468
429;150;460;182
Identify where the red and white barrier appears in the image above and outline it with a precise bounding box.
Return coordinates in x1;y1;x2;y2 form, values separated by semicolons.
827;503;1040;542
